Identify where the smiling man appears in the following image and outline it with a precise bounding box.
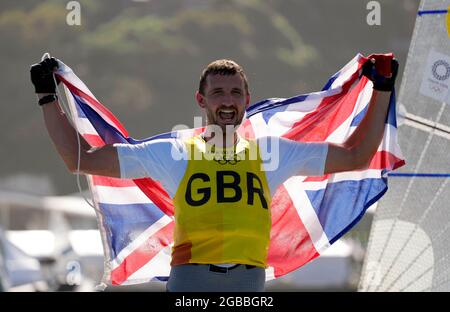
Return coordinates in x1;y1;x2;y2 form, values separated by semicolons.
31;56;398;292
196;60;250;147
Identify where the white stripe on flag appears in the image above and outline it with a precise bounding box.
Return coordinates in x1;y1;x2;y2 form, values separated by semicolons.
286;92;329;112
58;61;99;101
283;177;330;253
265;266;276;281
249;113;270;138
123;244;173;285
265;94;322;137
95;186;153;205
329;54;362;89
111;215;173;269
73;115;98;135
301;169;383;191
382;124;404;158
325;83;373;144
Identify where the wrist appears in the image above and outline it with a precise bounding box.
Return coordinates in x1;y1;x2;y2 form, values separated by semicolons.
38;94;58;106
372;88;391;94
37;93;56;99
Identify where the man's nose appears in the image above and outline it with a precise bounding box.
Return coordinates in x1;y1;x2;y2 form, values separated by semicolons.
221;94;234;106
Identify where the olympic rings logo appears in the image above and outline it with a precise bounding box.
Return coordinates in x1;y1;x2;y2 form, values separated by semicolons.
430;85;442;93
432;60;450;81
213;153;242;165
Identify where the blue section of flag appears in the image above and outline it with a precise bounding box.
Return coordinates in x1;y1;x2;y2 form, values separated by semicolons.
386;90;397;128
350;104;369;127
321;73;339;91
74;95;128;144
305;178;387;244
72;94;87;118
350;89;397;128
99;202;165;257
246;95;308;119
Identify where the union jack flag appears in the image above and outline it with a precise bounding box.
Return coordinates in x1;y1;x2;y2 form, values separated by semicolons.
55;54;405;285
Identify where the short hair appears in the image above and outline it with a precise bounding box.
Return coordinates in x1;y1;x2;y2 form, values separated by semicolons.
198;59;249;95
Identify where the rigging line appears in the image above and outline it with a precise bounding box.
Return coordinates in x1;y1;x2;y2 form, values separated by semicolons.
388;173;450;177
420;254;450;291
375;176;449;291
404;114;450;135
399;265;433;292
367;101;447;291
370;213;450;291
384;243;432;291
390;216;450;288
402;113;450;140
387;225;450;292
417;9;448;16
386;237;450;292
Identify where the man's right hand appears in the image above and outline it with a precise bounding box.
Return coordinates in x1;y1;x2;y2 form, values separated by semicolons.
30;57;60;94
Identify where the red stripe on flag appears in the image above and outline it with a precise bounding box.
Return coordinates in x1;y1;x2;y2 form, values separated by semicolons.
238;119;256;139
133;178;175;216
283;72;367;142
302;151;405;183
193;127;205;136
368;150;405;170
82;134;105;147
59;75;129;137
267;185;319;278
92;176;136;187
303;174;330;183
111;221;174;285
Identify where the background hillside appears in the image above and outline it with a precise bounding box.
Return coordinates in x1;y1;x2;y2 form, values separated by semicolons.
0;0;419;195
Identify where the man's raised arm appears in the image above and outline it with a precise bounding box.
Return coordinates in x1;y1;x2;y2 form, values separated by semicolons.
324;54;399;174
31;57;120;178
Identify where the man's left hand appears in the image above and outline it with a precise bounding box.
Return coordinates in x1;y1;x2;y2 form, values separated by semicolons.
362;54;399;92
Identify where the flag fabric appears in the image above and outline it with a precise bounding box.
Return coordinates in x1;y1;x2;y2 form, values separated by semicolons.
55;53;405;285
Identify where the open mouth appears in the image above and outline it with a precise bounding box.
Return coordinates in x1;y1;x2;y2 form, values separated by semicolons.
218;109;236;122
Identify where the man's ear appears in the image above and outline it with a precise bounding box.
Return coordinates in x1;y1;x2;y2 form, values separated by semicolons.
196;91;206;108
245;93;251;109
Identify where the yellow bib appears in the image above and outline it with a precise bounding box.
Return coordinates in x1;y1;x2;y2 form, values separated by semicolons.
172;135;272;268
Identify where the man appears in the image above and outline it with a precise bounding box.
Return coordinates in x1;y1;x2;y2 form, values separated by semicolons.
30;56;398;292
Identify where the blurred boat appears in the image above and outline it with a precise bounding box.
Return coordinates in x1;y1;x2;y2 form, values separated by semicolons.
0;226;45;291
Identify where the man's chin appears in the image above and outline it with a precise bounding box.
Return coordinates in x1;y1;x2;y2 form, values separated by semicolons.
219;122;241;132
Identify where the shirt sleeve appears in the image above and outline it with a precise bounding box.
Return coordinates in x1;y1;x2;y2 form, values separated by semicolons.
258;136;328;196
113;138;187;197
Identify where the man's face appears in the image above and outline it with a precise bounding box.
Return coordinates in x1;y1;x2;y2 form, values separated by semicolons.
196;73;250;133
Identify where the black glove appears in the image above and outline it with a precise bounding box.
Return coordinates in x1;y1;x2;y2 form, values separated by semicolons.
30;57;60;93
362;58;399;92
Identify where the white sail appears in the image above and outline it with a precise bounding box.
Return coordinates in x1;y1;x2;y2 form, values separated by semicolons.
359;0;450;292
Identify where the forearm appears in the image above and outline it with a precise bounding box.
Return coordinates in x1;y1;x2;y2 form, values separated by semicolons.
41;95;91;172
344;90;391;167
